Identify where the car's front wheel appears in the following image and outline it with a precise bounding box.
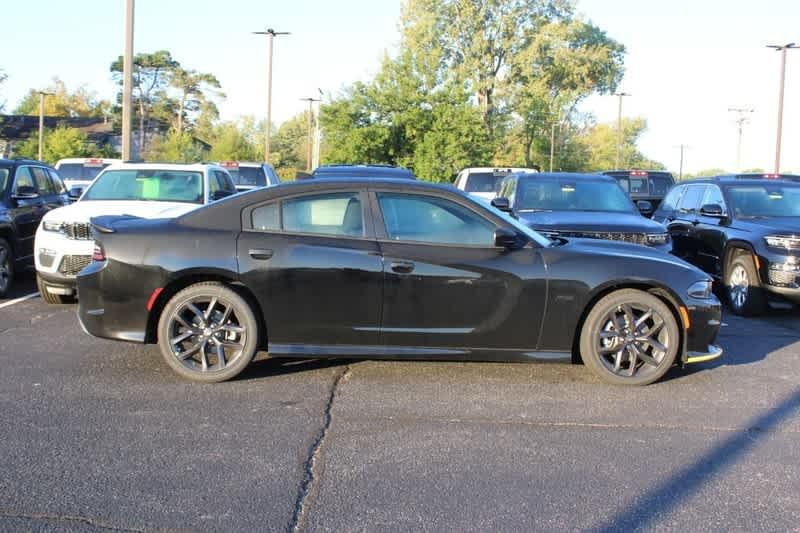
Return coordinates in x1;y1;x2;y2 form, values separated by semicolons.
579;289;679;386
157;282;259;383
726;254;766;316
0;238;13;297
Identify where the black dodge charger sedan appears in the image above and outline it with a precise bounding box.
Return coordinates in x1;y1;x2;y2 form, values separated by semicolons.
77;178;722;385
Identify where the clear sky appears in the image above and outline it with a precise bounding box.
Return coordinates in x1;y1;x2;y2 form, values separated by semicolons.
1;0;797;173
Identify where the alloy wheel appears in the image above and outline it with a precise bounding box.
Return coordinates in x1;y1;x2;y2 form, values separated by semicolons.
595;302;671;379
166;295;247;373
728;264;749;310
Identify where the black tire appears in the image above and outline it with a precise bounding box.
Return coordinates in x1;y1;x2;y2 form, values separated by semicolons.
579;289;680;386
36;274;74;304
0;238;13;298
157;282;259;383
725;253;766;316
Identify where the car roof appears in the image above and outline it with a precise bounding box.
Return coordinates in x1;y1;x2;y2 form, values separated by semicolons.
312;164;416;178
461;167;540;174
600;170;674;177
683;177;800;187
214;161;272;168
54;158;121;165
102;162;224;173
0;158;51;166
515;172;618;182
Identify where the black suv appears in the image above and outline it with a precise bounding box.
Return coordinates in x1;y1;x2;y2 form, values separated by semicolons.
492;172;672;251
311;164;416;179
601;170;676;216
0;159;70;296
653;178;800;315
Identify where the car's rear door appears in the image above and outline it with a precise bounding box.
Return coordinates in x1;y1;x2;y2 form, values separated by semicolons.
238;188;383;348
693;185;728;276
669;184;707;264
371;188;546;351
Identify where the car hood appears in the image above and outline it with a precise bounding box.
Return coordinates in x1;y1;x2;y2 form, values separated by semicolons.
517;210;666;233
556;237;699;271
41;200;200;223
737;216;800;233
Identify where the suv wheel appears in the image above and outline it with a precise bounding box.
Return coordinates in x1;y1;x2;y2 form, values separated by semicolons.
0;238;13;297
726;254;766;316
579;289;679;386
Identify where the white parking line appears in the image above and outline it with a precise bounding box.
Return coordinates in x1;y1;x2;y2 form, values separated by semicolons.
0;292;40;310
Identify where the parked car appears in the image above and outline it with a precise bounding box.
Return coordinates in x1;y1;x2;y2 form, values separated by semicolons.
77;178;721;385
600;170;676;216
34;162;236;304
54;158;121;193
492;173;672;251
653;178;800;315
311;164;416;179
0;159;70;296
455;167;539;201
216;161;280;192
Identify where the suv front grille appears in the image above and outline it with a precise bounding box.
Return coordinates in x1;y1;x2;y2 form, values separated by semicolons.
552;231;650;246
58;255;92;276
64;223;92;240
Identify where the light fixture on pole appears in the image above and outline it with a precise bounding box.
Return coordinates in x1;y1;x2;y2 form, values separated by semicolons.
614;92;631;169
37;91;54;161
728;107;753;172
766;42;797;173
253;28;290;164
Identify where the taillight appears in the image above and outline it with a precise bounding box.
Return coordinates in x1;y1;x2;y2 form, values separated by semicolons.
92;242;106;262
764;173;780;179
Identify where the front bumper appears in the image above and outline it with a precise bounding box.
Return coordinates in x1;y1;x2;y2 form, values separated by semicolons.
35;227;94;294
757;250;800;303
682;295;723;365
686;344;723;364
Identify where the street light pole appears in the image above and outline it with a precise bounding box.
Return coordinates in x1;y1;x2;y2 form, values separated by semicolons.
767;43;797;174
253;28;290;164
121;0;135;160
37;91;53;161
728;107;753;171
312;88;323;169
614;92;630;169
300;96;321;172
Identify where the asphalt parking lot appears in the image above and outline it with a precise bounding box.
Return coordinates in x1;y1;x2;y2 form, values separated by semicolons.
1;285;799;531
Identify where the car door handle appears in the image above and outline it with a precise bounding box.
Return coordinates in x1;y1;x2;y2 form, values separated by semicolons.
248;248;273;260
390;260;415;274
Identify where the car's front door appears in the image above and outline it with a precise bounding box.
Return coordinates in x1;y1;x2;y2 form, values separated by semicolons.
668;184;706;264
10;166;47;262
238;189;384;349
372;190;547;351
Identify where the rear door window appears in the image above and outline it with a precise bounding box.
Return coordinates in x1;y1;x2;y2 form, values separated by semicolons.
283;192;364;237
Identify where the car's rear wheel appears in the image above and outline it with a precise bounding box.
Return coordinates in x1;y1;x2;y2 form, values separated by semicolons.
0;238;13;297
36;274;74;304
157;282;259;383
726;254;766;316
579;289;679;386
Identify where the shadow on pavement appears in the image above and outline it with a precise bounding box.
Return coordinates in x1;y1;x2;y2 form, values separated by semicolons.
597;387;800;532
235;357;353;381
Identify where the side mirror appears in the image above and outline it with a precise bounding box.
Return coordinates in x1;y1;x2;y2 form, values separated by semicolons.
68;187;84;199
211;189;234;201
699;203;725;217
494;227;521;249
491;197;511;212
636;200;654;215
12;185;39;200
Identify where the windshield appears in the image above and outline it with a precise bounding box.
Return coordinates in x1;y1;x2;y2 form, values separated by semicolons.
727;185;800;217
56;163;111;181
462;194;552;247
82;169;204;203
464;172;507;193
226;166;266;187
516;179;635;213
0;167;9;192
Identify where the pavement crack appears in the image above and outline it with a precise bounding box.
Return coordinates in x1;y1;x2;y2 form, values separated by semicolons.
0;509;143;532
288;364;352;532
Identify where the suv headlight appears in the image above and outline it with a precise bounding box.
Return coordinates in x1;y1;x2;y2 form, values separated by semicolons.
764;235;800;250
646;232;670;246
42;221;64;233
688;280;713;299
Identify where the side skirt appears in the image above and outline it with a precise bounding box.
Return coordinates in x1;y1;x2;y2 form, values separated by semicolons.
267;343;571;364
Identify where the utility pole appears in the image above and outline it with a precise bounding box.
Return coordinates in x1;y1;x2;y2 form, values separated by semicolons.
767;43;797;173
728;107;753;171
37;91;53;161
614;92;631;169
549;121;557;172
121;0;135;161
312;88;323;169
300;96;321;172
253;28;290;164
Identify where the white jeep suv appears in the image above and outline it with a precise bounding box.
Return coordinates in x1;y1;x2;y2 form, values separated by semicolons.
35;162;236;303
455;167;539;201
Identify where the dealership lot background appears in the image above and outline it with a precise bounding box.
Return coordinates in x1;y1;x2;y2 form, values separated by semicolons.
1;272;798;530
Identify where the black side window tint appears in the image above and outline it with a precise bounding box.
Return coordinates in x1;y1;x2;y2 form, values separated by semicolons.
48;169;67;193
660;186;683;211
13;167;36;193
32;167;54;194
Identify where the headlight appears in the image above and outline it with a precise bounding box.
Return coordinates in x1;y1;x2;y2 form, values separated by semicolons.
764;235;800;250
646;232;670;245
42;221;64;232
688;280;713;299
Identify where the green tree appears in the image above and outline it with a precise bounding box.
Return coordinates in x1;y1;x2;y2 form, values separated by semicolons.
272;111;310;171
142;128;205;163
14;78;112;118
207;118;262;162
170;68;224;133
0;69;8;112
570;117;663;172
13;126;103;164
110;50;180;151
